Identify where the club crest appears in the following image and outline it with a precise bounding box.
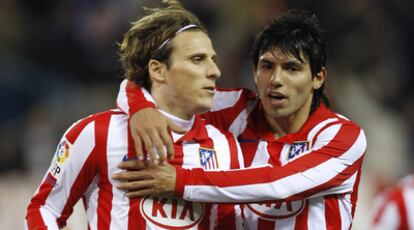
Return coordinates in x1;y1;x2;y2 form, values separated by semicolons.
287;141;310;161
199;147;219;169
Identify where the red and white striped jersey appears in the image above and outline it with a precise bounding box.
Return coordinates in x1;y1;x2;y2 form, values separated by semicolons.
26;109;244;230
116;79;367;230
372;175;414;230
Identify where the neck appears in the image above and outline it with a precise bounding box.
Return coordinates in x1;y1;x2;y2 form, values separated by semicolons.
266;97;313;139
152;87;194;120
159;110;194;132
266;112;309;139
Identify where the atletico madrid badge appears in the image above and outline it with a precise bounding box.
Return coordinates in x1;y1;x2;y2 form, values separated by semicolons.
287;141;310;161
199;147;219;170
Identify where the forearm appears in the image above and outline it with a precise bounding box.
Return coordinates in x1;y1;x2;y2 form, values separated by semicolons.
116;79;156;115
176;158;362;203
175;127;367;203
26;200;61;229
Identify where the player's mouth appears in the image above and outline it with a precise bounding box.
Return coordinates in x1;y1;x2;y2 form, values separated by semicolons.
203;86;216;94
268;92;287;106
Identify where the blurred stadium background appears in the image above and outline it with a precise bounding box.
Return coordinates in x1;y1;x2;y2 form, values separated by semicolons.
1;0;413;228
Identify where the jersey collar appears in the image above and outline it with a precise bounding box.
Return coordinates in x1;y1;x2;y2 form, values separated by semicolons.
248;102;334;144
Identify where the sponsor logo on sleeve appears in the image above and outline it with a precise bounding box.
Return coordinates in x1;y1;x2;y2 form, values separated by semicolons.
246;200;305;220
48;139;70;181
199;147;219;170
140;197;204;229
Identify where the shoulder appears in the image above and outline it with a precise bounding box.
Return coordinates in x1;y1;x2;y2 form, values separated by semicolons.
215;87;257;99
212;87;257;111
316;105;365;132
308;106;367;151
65;109;127;144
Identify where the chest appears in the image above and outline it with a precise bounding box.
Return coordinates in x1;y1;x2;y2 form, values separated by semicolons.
238;128;312;167
170;135;234;170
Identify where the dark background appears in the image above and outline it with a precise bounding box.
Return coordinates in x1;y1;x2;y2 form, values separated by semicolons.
1;0;413;228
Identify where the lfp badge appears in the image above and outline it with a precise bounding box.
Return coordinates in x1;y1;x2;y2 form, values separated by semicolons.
49;139;71;181
199;147;219;170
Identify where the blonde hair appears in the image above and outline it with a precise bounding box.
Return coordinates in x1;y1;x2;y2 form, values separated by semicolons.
119;0;206;90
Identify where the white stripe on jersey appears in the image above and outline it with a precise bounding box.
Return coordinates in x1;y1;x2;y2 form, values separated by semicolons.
277;216;295;230
228;99;258;137
207;124;230;170
339;193;353;230
377;202;400;229
307;118;338;143
251;141;270;166
85;176;99;229
107;115;129;229
39;207;59;229
405;187;414;229
142;87;156;105
308;196;326;230
182;142;201;169
312;123;341;150
310;172;357;198
117;80;129;113
211;90;243;112
183;128;366;203
45;122;95;218
210;204;218;229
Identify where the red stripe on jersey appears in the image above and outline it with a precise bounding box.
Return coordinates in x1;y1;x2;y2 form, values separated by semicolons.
169;136;184;172
310;121;342;147
202;88;256;131
127;127;146;229
257;218;276;229
56;150;99;225
266;141;283;167
239;140;260;167
294;201;309;230
94;113;112;229
65;114;99;144
58;113;119;225
223;132;241;169
181;123;361;190
288;157;363;201
373;177;414;229
125;80;156;115
393;187;409;230
350;168;363;219
373;198;388;226
26;176;56;228
197;125;214;228
197;203;211;229
324;195;341;229
217;204;237;229
203;127;238;229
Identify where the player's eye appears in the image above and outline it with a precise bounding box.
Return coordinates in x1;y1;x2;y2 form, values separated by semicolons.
191;55;204;63
259;62;273;70
284;64;300;72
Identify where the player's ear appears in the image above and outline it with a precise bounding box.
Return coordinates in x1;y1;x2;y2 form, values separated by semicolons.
313;67;327;90
148;59;166;83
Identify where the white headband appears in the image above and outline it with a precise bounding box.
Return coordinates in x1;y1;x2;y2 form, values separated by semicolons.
156;24;198;51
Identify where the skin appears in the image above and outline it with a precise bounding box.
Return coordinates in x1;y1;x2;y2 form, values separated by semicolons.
113;47;327;197
130;30;221;166
254;48;326;138
150;30;221;120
